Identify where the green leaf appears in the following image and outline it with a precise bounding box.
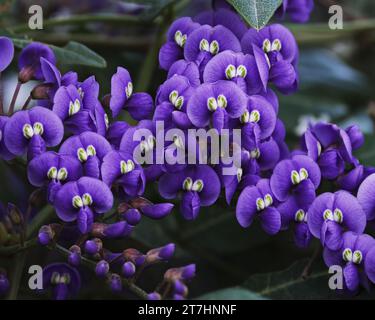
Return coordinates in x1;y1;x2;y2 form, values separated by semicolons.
197;287;266;300
12;39;107;68
226;0;282;30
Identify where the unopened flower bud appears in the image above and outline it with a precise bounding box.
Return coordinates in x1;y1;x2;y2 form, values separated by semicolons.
122;208;142;226
28;188;45;208
109;273;122;292
146;243;175;263
68;245;81;267
121;261;136;278
7;203;23;225
117;202;131;214
123;248;145;266
18;66;35;83
31;83;52;100
84;238;102;255
95;260;109;278
147;292;161;300
129;197;153;209
38;225;54;246
174;280;188;296
0;272;9;295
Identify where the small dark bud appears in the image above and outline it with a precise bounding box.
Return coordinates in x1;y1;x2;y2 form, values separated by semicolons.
38;225;54;246
31;83;52;100
101;94;111;109
123;248;146;266
7;203;23;225
129;197;153;209
28;188;45;208
18;66;35;83
109;273;122;292
117;202;131;214
68;245;81;267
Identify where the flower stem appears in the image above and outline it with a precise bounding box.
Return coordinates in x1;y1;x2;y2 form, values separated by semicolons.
8;82;22;115
22;95;32;111
6;251;27;300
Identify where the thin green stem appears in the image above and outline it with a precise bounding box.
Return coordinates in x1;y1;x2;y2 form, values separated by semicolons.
0;238;38;256
52;244;148;299
6;251;27;300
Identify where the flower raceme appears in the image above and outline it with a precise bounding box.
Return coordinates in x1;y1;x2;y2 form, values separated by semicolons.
0;2;375;300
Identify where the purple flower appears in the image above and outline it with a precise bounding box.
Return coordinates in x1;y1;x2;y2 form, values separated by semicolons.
276;0;314;23
101;150;146;198
106;121;130;149
307;191;367;250
27;151;83;203
119;120;163;181
270;155;321;202
0;116;15;160
0;37;14;72
59;132;112;178
154;75;194;129
167;60;201;87
54;177;113;233
203;50;268;95
109;67;154;119
4;107;64;160
43;263;81;300
230;95;277;149
218;150;261;205
337;161;375;192
184;25;241;73
158;165;221;220
277;196;313;248
41;58;78;103
357;173;375;221
18;42;56;81
323;232;375;292
52;77;105;135
301;122;354;180
187;80;247;131
159;17;200;70
194;8;247;40
236;179;281;235
241;24;299;94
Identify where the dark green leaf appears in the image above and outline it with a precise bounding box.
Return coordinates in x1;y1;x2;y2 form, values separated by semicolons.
12;39;107;68
226;0;282;30
197;287;265;300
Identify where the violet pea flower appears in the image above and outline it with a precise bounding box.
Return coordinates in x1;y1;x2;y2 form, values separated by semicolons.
158;165;221;220
187;80;247;131
59;132;112;179
0;37;14;72
323;232;375;292
236;179;281;235
27;151;83;203
159;17;200;70
0;116;15;160
4;107;64;160
276;0;314;23
167;60;201;87
307;191;367;251
110;67;154;120
43;263;81;300
54;177;113;234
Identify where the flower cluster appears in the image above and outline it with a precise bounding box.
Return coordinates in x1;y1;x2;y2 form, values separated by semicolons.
0;0;374;299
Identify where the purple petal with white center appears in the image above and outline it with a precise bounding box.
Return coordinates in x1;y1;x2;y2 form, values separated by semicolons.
293;154;321;188
52;85;82;120
159;42;184;71
248;95;277;139
192;165;221;206
110;67;132;118
158;171;186;199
